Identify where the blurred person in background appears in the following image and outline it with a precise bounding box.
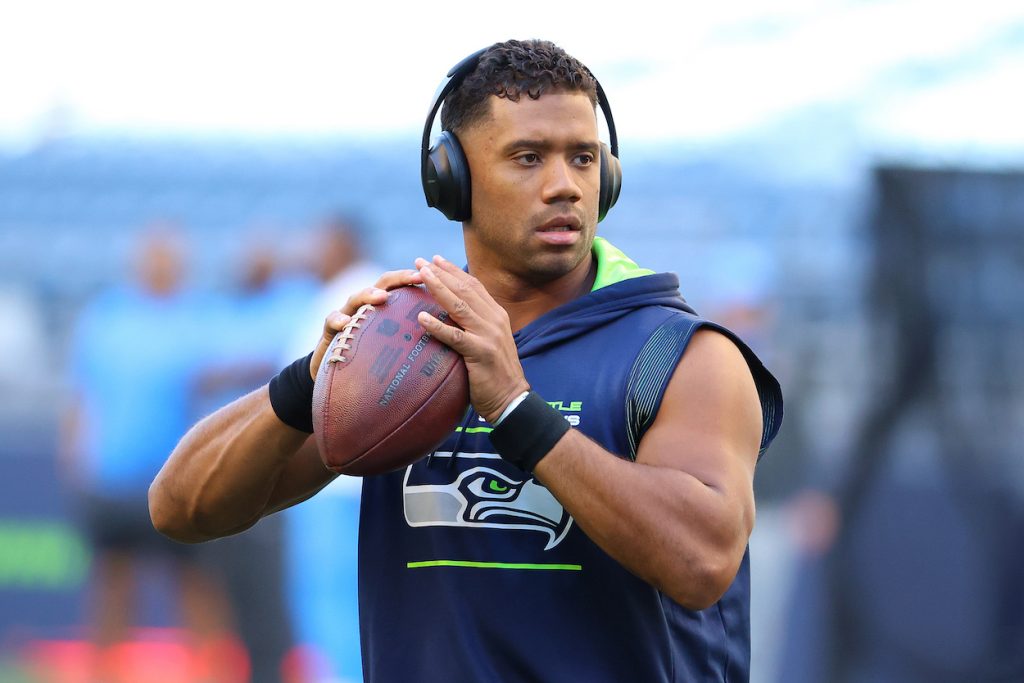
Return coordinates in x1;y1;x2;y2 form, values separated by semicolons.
192;238;317;408
189;236;317;683
60;224;241;683
281;214;382;683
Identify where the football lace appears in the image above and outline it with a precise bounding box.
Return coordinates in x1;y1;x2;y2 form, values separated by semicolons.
328;304;375;364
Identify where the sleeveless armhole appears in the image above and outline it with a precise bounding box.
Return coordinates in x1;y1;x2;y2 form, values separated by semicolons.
625;313;783;461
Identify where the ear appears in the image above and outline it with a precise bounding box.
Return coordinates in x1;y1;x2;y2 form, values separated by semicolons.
425;131;472;222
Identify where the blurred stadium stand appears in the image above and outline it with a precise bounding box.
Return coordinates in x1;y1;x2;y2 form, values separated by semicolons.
0;136;862;682
0;139;825;683
0;137;864;308
6;137;1020;682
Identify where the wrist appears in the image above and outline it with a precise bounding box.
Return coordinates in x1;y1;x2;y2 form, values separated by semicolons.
491;390;530;427
268;352;316;433
482;382;532;425
489;391;570;472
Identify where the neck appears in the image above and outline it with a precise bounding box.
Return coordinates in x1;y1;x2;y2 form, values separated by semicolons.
467;252;596;332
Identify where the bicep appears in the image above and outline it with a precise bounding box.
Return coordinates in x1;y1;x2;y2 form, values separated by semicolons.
634;329;762;526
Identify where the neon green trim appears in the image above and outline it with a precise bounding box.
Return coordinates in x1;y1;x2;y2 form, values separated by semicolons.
488;480;509;493
454;426;494;434
591;237;655;291
407;560;582;571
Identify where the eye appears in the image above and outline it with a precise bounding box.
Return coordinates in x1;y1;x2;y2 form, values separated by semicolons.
573;153;596;166
514;152;541;166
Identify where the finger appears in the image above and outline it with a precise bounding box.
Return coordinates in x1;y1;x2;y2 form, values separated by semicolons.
422;257;485;306
428;256;490;305
310;310;353;379
432;254;461;271
417;310;468;354
374;268;423;290
431;255;478;283
340;286;389;316
323;310;353;335
419;262;479;326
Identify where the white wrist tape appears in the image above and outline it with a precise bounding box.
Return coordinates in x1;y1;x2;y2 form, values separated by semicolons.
491;390;531;427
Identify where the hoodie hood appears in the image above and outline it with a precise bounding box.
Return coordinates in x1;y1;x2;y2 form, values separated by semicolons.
514;238;695;359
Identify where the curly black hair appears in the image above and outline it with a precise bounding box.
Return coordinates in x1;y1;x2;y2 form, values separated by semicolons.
440;39;599;135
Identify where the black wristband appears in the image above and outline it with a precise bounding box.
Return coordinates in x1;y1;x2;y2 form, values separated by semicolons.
268;352;316;433
489;391;570;472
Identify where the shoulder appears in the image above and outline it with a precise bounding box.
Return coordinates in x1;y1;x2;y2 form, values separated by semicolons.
672;328;763;439
629;312;783;461
678;327;754;388
637;327;763;475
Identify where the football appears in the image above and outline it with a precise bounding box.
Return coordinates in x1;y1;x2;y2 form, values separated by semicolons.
312;285;469;476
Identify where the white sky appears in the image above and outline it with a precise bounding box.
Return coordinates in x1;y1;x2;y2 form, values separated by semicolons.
1;0;1023;153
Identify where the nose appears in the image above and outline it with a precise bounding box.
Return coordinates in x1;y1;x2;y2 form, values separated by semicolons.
541;157;583;205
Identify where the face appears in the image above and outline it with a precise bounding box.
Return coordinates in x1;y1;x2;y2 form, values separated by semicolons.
136;231;184;296
458;91;601;284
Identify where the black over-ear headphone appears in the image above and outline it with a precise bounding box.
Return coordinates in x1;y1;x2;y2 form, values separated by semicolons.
421;47;622;223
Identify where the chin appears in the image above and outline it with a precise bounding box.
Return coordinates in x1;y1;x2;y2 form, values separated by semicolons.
522;249;590;284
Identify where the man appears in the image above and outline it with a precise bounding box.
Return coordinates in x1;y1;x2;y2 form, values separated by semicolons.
282;215;383;682
64;226;237;682
150;39;782;682
189;238;317;683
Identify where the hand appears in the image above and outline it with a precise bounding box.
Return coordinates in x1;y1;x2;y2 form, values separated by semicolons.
308;269;424;379
414;255;530;423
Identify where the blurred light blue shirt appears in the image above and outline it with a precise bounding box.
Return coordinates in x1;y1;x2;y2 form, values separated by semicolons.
71;286;205;495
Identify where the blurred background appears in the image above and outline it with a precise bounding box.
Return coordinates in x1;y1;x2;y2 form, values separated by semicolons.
1;1;1022;682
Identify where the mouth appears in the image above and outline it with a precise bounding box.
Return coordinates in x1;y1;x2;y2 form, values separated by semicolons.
536;215;582;233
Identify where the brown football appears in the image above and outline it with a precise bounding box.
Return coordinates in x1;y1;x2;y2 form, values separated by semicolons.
312;285;469;476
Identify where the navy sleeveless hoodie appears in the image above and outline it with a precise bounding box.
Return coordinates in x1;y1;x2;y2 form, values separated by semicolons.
357;239;783;682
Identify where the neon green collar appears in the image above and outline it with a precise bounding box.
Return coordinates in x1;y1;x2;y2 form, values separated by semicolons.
591;237;655;291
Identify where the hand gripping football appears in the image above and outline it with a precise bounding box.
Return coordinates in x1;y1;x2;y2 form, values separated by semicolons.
312;285;469;476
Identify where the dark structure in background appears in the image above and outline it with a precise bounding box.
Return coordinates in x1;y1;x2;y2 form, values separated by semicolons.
783;167;1024;683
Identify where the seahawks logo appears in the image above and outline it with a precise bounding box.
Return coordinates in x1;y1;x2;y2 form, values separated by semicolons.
402;453;573;550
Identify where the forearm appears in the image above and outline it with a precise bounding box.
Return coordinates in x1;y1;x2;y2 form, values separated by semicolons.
147;270;425;543
533;430;752;610
149;385;320;543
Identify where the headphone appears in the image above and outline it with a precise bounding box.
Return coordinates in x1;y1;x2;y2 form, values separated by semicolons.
421;47;622;223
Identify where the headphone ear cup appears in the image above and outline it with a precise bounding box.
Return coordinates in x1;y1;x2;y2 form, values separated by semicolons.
425;131;472;222
598;143;622;223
